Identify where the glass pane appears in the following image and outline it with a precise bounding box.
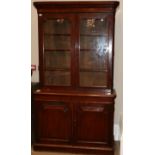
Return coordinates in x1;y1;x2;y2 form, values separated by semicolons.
80;18;107;35
80;36;108;50
44;19;70;34
80;72;107;87
79;51;108;71
44;35;71;49
44;19;71;50
79;15;109;87
43;18;71;86
45;51;70;69
45;71;70;86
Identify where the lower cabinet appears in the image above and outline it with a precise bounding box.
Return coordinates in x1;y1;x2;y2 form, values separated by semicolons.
33;97;115;154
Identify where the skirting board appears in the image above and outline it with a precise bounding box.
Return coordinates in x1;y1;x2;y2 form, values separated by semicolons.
114;124;121;141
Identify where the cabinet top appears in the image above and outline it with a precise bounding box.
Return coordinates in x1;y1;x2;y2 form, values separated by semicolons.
33;88;116;98
34;1;119;12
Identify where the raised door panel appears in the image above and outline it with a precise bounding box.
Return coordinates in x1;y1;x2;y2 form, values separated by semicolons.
76;103;113;146
34;101;72;144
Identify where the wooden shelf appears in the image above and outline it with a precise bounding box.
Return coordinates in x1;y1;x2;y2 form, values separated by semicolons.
80;34;108;37
45;68;70;71
80;68;108;72
80;49;106;52
44;49;71;52
44;33;71;36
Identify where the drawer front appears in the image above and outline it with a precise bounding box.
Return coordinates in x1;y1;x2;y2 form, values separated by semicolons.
34;100;73;144
75;102;114;146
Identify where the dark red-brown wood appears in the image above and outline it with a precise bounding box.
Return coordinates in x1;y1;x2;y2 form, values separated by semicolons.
33;1;119;155
75;103;114;146
33;90;116;154
34;101;72;144
34;1;118;91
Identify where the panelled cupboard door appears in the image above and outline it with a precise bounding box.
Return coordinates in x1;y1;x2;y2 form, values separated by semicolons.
34;101;72;144
76;103;114;146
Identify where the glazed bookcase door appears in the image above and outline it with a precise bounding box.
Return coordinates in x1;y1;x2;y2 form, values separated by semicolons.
78;13;113;88
40;14;74;87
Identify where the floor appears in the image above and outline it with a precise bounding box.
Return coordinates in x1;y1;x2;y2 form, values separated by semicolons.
32;142;120;155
